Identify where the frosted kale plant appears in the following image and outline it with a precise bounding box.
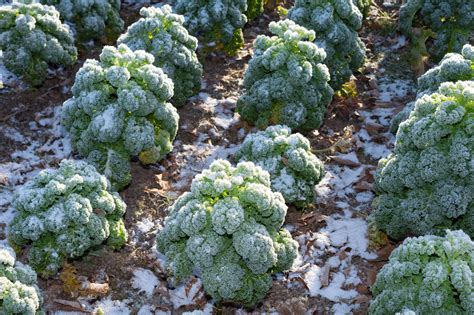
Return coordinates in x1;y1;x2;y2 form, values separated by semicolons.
156;160;298;307
399;0;474;61
0;246;44;314
369;230;474;314
374;80;474;240
391;44;474;133
62;44;178;190
9;160;128;277
169;0;248;55
237;20;333;130
0;1;77;86
40;0;124;41
288;0;366;90
117;5;202;107
235;125;325;206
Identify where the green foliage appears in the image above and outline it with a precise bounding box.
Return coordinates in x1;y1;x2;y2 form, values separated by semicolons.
156;160;298;307
170;0;248;56
369;230;474;314
374;80;474;240
399;0;474;62
9;160;128;277
246;0;264;20
288;0;366;90
0;1;77;86
40;0;124;41
391;44;474;133
356;0;371;18
237;20;333;131
0;246;44;314
235;125;325;206
61;44;178;190
117;5;202;107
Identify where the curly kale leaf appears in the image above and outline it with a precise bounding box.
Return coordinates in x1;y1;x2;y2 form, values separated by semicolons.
237;20;334;131
118;5;202;107
156;160;298;307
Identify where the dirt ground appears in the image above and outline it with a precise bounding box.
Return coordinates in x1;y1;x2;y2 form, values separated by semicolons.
0;1;423;314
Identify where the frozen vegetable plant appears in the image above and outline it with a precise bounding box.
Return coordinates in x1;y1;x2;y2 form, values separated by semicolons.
237;20;333;130
9;160;128;277
117;5;202;107
288;0;366;90
374;80;474;240
369;230;474;314
399;0;474;61
156;160;298;307
391;44;474;133
62;44;178;190
0;246;44;314
235;125;325;206
0;1;77;86
170;0;248;55
40;0;123;41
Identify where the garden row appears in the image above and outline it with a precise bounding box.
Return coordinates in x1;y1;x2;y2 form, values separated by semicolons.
0;0;473;314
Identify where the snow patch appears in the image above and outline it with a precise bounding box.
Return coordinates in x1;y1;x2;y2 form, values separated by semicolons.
132;268;159;297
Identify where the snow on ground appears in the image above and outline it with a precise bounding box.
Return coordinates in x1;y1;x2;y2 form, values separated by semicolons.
132;268;160;298
0;105;71;237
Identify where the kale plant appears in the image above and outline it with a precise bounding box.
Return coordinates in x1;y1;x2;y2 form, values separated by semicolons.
9;160;128;277
288;0;366;90
391;44;474;133
117;5;202;107
62;44;178;190
40;0;124;41
399;0;474;61
0;1;77;86
369;230;474;314
237;20;333;131
169;0;248;55
374;80;474;240
235;125;325;206
0;246;44;314
156;160;298;307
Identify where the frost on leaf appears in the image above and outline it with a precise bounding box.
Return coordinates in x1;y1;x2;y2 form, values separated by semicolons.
369;230;474;315
0;1;77;86
156;160;298;307
288;0;366;90
169;0;248;55
374;80;474;240
118;5;202;107
61;44;178;190
0;245;43;314
237;20;334;131
40;0;124;41
9;159;128;277
391;44;474;133
399;0;474;61
235;125;325;206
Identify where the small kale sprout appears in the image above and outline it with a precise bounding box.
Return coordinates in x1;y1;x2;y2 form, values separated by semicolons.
9;160;128;277
391;44;474;133
369;230;474;314
0;245;44;314
62;44;178;190
156;160;298;307
169;0;248;56
237;20;334;131
0;1;77;86
374;80;474;240
288;0;366;90
117;5;202;107
40;0;124;41
235;125;325;206
399;0;474;61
